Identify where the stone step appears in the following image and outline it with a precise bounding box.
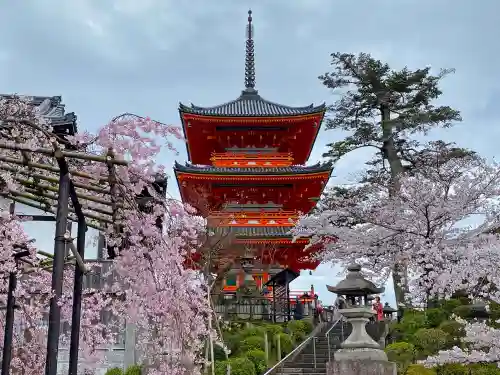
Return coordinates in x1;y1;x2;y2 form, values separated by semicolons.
287;362;327;368
277;370;326;375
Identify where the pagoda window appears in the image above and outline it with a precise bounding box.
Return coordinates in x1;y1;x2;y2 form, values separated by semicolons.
225;274;238;287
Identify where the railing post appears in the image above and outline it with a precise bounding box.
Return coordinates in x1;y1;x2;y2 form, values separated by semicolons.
264;332;269;364
327;331;331;363
276;335;281;362
313;337;317;369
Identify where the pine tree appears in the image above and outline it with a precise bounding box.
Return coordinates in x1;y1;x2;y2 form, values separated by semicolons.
319;52;465;303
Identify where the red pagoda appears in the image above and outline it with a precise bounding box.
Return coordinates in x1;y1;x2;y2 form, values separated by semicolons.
174;11;332;297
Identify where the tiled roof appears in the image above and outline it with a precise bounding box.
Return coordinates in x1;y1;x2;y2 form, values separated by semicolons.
0;94;77;136
179;88;325;117
174;161;333;175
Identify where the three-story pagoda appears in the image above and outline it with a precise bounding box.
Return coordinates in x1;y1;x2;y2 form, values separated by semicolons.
174;11;332;295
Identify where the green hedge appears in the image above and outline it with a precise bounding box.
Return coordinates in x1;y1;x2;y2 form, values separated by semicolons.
241;326;266;338
407;364;436;375
412;328;448;359
124;365;141;375
215;357;256;375
286;320;313;343
104;369;123;375
276;333;294;356
241;336;266;353
425;309;448;328
245;349;267;374
385;342;415;373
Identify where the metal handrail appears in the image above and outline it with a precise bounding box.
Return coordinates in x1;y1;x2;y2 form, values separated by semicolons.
262;323;324;375
325;310;346;363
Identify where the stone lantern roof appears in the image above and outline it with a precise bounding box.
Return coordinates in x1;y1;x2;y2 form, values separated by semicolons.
326;264;385;297
383;302;397;314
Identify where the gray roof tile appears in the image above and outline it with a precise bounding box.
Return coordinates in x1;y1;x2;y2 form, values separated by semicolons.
174;161;333;175
1;94;77;136
179;89;325;117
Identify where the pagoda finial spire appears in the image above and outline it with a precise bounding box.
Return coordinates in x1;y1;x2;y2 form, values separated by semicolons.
244;9;256;91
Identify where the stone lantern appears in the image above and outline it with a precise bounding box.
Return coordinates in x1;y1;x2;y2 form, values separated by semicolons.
326;263;396;375
383;303;397;320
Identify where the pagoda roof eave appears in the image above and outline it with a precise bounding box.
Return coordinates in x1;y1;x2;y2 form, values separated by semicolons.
178;89;326;119
173;161;334;176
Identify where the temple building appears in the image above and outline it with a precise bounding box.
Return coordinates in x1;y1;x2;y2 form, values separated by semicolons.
174;11;333;309
0;95;77;136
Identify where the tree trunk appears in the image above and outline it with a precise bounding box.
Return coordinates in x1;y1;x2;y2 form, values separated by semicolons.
380;105;407;306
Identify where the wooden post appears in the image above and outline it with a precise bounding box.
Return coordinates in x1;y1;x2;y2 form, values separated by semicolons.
277;335;281;362
264;332;269;363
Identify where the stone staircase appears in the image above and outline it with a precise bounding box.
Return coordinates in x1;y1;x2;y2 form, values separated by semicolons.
271;320;350;375
271;320;385;375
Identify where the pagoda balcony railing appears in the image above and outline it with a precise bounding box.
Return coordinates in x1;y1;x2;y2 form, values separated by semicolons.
211;293;338;323
210;151;294;167
207;210;298;227
211;151;293;160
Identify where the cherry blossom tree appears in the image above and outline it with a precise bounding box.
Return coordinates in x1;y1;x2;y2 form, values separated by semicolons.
296;150;500;365
0;96;211;374
423;317;500;367
298;153;500;302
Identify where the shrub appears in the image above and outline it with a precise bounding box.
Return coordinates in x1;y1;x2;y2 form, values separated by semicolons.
436;363;469;375
287;319;313;334
245;349;267;374
105;369;123;375
215;360;230;375
241;336;266;353
468;363;500;375
286;320;312;343
489;302;500;328
214;342;229;361
262;323;283;338
124;365;141;375
262;323;283;349
224;332;243;355
241;326;266;338
276;333;294;356
227;357;257;375
453;305;474;319
438;320;466;348
393;311;427;341
425;308;447;328
406;364;436;375
385;342;415;374
412;328;448;358
439;299;462;316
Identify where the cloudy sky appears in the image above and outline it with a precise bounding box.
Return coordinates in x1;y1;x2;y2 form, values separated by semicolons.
1;0;499;306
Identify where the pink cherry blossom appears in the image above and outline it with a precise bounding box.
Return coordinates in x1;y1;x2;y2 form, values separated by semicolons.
0;96;210;374
296;154;500;363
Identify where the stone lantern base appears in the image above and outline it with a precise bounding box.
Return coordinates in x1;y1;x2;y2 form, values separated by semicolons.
327;359;396;375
